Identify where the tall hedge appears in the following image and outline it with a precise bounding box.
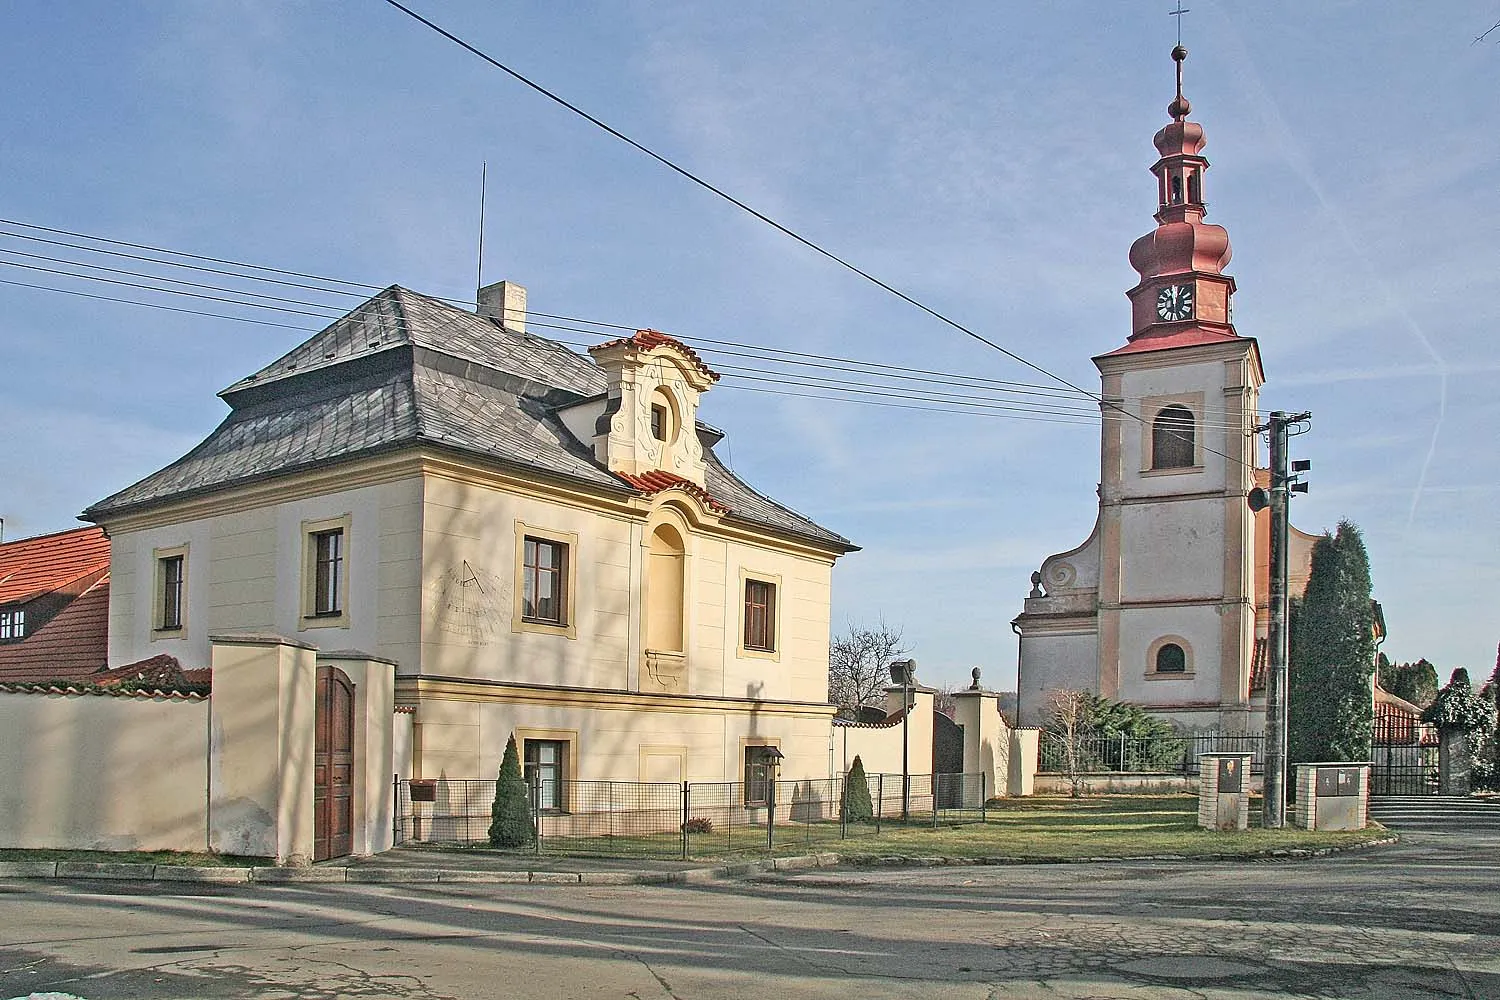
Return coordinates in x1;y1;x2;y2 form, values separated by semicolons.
1288;521;1376;764
489;734;535;848
1422;668;1495;733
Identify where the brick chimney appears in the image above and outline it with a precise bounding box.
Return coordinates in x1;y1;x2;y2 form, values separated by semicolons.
477;280;526;333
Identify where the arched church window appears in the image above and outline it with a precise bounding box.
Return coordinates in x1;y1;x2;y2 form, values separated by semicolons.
646;523;685;652
1151;405;1195;470
1155;643;1187;674
1187;171;1201;204
1169;175;1183;204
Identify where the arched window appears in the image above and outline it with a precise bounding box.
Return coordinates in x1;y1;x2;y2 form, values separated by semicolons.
1169;175;1183;204
1155;643;1187;674
1151;405;1195;470
646;524;685;652
1187;171;1201;204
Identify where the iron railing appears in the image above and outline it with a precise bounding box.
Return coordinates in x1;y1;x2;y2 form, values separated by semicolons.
394;771;988;859
1038;732;1267;775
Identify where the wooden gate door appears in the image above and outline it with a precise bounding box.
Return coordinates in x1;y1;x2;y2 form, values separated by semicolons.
314;666;355;861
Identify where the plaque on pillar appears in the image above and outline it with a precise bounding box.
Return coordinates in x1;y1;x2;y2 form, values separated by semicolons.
1294;763;1368;830
1197;753;1253;831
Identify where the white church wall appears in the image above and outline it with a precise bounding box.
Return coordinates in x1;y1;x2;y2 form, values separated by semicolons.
1118;499;1224;601
1116;361;1230;500
1016;628;1098;727
1115;604;1223;709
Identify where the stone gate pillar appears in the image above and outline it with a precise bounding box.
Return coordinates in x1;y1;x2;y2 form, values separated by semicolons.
208;633;318;865
1438;728;1471;795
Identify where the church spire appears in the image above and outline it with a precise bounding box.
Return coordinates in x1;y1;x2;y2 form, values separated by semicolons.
1120;45;1238;348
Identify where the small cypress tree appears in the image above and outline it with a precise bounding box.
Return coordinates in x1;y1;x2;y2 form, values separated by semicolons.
842;755;874;822
489;734;535;848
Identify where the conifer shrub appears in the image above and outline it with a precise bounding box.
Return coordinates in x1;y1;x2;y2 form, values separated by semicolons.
488;734;535;849
680;816;714;835
842;755;875;822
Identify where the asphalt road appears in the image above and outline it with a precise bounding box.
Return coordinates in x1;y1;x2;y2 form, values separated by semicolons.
2;828;1497;1000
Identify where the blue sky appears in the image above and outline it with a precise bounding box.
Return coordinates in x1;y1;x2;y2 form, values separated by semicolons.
3;2;1497;692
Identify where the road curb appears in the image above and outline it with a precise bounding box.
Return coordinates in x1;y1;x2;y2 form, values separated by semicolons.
0;839;1389;886
0;851;844;887
827;833;1399;870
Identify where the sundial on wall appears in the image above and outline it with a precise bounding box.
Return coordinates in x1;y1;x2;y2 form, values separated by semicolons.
431;560;508;645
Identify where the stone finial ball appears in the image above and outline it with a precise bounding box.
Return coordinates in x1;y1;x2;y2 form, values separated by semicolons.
1172;44;1188;62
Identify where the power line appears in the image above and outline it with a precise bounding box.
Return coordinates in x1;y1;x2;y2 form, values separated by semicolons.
0;277;317;331
371;2;1259;465
374;1;1111;404
0;249;351;314
0;221;1271;422
0;248;1262;431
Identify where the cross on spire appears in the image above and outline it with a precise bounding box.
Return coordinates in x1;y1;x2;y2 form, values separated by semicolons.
1168;2;1191;46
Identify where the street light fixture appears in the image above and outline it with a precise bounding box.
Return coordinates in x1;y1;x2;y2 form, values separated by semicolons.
889;658;917;821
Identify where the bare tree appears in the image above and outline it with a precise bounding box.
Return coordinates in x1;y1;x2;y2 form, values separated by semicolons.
828;619;908;719
932;684;959;720
1045;687;1094;798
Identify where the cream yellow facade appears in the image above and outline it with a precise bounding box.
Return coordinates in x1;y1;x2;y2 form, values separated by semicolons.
89;285;854;802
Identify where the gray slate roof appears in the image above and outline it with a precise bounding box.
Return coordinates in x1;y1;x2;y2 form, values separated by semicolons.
86;287;854;552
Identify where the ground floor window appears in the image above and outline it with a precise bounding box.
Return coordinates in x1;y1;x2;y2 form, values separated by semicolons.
524;739;567;812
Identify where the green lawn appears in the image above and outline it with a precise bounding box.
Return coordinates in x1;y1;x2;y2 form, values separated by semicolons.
833;795;1387;861
0;797;1389;869
451;795;1389;864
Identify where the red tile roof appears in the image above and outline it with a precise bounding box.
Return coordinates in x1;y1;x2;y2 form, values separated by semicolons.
0;645;211;694
90;654;210;694
617;470;729;513
0;576;110;683
588;329;720;382
0;525;111;605
1100;327;1242;357
1248;637;1268;693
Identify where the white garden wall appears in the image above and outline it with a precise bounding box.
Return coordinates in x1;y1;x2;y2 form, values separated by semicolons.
0;690;209;852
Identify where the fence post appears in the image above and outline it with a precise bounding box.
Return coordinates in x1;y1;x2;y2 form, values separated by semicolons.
875;774;883;835
392;774;401;845
839;772;847;840
531;773;542;855
681;781;690;861
933;774;939;828
980;771;987;823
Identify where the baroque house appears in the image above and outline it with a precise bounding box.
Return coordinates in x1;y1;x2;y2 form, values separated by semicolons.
83;280;857;802
1013;48;1318;733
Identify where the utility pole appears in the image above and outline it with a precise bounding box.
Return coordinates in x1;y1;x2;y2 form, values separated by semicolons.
1251;410;1311;829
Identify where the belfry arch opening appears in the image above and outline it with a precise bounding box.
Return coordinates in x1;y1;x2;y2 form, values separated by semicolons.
1151;404;1196;470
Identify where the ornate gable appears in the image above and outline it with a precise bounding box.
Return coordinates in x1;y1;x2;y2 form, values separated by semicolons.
587;330;720;487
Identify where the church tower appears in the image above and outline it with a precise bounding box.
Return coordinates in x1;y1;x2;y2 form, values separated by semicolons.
1014;46;1265;732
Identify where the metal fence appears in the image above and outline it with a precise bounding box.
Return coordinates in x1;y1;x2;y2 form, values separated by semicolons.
1038;733;1266;775
394;771;988;859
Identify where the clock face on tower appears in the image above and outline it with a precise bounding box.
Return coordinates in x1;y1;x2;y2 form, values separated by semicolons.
1156;283;1194;321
